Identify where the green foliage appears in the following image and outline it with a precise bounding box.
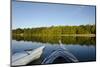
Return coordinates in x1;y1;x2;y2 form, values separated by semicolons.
12;24;96;36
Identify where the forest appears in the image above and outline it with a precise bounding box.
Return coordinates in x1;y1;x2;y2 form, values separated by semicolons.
12;24;96;36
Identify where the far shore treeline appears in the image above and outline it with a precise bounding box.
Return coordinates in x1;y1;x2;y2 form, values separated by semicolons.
12;24;96;36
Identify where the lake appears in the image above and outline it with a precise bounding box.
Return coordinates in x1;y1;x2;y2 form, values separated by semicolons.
11;36;96;65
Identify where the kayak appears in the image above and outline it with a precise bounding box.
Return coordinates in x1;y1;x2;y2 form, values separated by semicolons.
42;40;78;64
12;46;45;66
42;48;78;64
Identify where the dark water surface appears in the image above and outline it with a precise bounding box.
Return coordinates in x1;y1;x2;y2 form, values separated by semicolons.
11;36;96;65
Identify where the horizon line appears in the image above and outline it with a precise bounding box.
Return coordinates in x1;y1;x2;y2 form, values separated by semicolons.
12;23;95;30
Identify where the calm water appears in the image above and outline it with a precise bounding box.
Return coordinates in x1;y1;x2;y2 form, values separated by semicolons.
11;36;96;65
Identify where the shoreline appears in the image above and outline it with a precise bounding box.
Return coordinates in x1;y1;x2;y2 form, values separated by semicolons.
13;34;96;37
60;34;96;37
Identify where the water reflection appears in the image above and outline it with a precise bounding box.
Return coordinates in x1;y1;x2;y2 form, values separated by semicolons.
12;36;96;65
12;35;96;45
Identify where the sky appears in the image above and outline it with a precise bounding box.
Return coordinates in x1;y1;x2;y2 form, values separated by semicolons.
12;1;96;29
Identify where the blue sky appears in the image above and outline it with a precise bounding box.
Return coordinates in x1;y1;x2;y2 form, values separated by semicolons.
12;1;96;29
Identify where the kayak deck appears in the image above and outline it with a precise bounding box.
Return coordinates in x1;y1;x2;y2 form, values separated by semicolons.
42;48;78;64
12;46;45;66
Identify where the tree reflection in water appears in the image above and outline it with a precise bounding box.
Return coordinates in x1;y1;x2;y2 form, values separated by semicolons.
12;35;96;46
